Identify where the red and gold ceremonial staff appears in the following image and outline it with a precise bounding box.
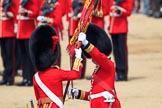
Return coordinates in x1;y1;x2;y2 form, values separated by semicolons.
67;0;87;80
64;0;100;103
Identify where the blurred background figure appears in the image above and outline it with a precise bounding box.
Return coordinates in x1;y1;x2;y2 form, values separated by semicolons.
108;0;134;81
148;0;162;18
15;0;40;86
133;0;162;18
0;0;18;85
133;0;141;13
143;0;151;15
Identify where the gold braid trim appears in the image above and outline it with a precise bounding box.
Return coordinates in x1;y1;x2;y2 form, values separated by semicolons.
84;0;92;9
43;103;47;108
79;90;85;100
92;0;103;17
85;43;94;53
73;58;83;71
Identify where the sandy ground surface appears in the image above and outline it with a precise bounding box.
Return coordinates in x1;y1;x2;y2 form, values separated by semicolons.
0;14;162;108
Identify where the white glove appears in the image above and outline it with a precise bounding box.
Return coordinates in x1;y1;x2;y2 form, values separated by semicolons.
110;12;120;17
111;5;126;13
78;32;88;47
37;16;47;22
74;48;82;58
6;12;14;17
110;5;126;17
68;88;80;99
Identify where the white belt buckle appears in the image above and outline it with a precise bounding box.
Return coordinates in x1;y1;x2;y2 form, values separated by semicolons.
104;96;115;103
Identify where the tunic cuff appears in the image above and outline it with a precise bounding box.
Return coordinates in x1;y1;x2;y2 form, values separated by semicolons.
73;58;82;71
84;43;94;53
79;90;85;100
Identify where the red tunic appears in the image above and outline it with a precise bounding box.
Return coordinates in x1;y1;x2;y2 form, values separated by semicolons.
0;0;17;38
108;0;134;34
33;59;82;108
16;0;39;39
82;44;121;108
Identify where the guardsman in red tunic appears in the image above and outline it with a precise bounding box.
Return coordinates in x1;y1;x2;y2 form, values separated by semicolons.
0;0;18;85
29;25;82;108
68;24;121;108
108;0;134;81
16;0;39;86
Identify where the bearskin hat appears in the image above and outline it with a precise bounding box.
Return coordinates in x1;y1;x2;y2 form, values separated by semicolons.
29;24;59;71
82;23;112;58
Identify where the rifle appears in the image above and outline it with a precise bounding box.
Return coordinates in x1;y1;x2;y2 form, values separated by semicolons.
114;0;125;5
40;0;57;16
20;0;31;8
71;0;84;17
2;0;13;14
63;0;100;103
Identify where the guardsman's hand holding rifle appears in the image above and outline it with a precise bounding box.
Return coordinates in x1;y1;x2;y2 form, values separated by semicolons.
110;0;126;17
17;0;31;19
1;0;13;18
37;0;57;24
19;0;31;16
71;0;84;19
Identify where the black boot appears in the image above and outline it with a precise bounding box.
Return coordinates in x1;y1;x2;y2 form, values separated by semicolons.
116;70;127;81
16;79;33;86
0;80;13;85
0;80;7;85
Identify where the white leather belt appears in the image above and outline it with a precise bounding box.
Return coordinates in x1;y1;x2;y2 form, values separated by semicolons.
88;91;115;103
17;15;31;20
88;91;115;108
0;16;9;20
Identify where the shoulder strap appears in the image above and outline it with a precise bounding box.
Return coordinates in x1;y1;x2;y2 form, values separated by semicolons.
35;73;63;108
